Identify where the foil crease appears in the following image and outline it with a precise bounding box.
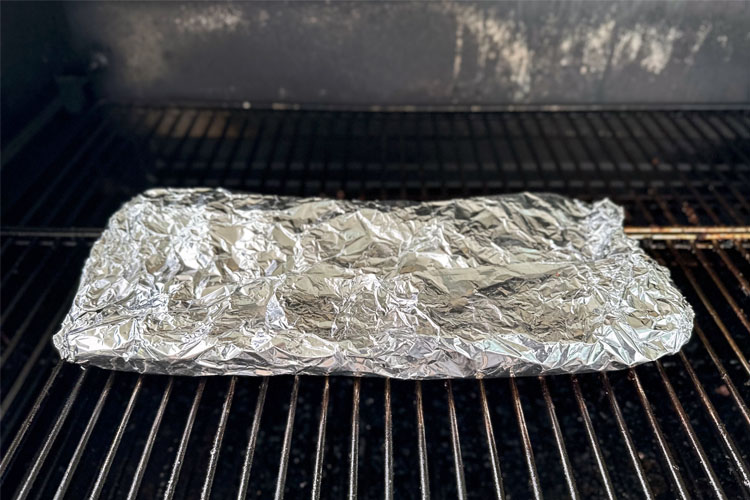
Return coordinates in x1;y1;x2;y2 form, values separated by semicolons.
53;188;693;378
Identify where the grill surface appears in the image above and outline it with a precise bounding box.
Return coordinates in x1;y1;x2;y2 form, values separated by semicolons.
1;105;749;499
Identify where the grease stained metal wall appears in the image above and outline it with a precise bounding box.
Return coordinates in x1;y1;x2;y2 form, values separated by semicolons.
63;2;750;106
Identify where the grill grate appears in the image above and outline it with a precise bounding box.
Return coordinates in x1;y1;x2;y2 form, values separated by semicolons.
1;106;749;499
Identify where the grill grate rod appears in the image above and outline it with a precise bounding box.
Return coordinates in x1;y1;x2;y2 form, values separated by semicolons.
295;114;320;197
666;112;750;216
650;249;750;428
88;375;144;500
578;109;749;423
676;351;750;491
237;378;269;500
0;248;79;367
164;378;206;500
0;250;53;319
176;111;219;177
274;375;300;500
539;378;580;500
159;110;204;174
693;248;750;331
445;381;467;500
600;374;655;499
238;115;268;191
510;378;543;500
692;326;750;428
514;114;553;191
198;111;233;184
258;117;285;193
414;381;430;500
11;118;112;230
632;200;750;386
277;114;303;196
629;370;690;500
0;361;63;478
643;112;743;225
627;112;750;265
481;114;509;192
383;379;394;500
215;115;250;186
0;287;76;418
655;362;728;499
478;380;505;500
571;376;619;499
201;376;237;500
310;377;330;500
348;378;361;500
712;244;750;295
53;372;115;500
671;248;750;375
18;112;134;230
707;112;750;166
13;370;87;500
126;377;174;500
464;114;491;195
495;114;530;189
637;113;750;317
54;110;160;230
529;113;568;191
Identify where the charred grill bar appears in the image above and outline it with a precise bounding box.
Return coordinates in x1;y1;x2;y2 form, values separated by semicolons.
1;106;749;499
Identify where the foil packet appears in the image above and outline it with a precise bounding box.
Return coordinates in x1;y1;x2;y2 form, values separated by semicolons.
53;188;693;378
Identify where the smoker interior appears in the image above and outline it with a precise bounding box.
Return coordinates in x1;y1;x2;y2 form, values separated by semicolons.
1;106;750;499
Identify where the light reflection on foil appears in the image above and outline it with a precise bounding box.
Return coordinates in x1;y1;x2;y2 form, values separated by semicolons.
53;189;693;378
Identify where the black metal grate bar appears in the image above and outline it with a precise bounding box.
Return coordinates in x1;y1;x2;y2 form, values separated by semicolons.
509;378;543;500
88;375;143;500
13;370;87;500
655;361;727;498
126;377;173;500
1;106;749;499
274;375;300;500
348;378;361;500
445;381;467;500
382;380;395;500
164;379;205;500
477;380;505;500
600;373;654;499
237;378;269;500
201;376;236;500
629;370;691;500
539;378;580;500
570;375;618;499
311;377;330;500
53;372;115;500
414;381;430;500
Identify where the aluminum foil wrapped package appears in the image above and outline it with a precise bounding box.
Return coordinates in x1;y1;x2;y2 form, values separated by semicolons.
53;188;693;378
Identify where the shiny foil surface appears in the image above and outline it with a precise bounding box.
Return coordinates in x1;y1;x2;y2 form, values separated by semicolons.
53;188;694;378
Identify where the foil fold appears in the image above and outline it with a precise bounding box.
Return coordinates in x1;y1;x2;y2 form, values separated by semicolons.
53;188;693;378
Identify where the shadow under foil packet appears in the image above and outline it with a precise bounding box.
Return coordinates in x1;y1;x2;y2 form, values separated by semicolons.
53;189;694;378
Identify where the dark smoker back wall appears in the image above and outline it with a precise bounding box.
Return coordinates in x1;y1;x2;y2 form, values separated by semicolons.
60;1;750;107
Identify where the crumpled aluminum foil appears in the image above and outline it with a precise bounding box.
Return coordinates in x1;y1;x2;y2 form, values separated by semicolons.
53;188;693;378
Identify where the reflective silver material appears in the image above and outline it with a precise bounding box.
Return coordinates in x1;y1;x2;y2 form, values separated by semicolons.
53;189;693;378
